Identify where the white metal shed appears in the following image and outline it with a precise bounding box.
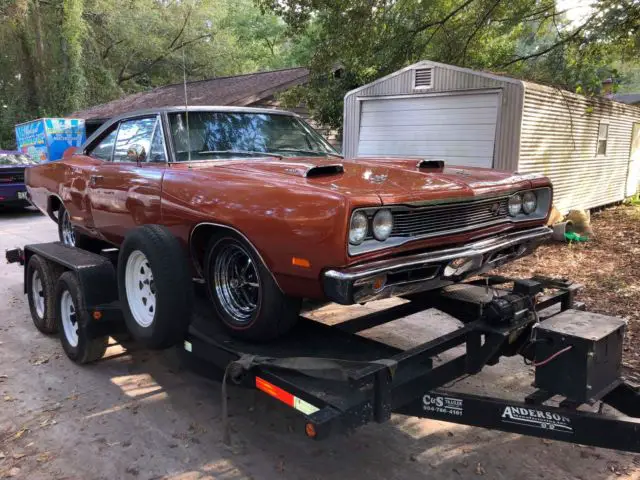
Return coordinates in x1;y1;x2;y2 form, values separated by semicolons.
343;61;640;212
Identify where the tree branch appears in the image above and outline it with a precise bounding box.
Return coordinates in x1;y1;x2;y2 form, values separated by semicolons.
499;20;591;67
460;0;502;64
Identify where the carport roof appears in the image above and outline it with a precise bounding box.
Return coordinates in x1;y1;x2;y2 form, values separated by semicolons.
70;67;310;121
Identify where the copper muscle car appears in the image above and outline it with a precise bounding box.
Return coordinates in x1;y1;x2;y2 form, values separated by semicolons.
26;106;553;342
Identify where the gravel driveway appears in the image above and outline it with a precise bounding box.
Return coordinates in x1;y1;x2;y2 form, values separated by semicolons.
0;209;638;479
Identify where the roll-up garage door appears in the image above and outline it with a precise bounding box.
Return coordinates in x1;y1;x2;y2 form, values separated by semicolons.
357;92;500;168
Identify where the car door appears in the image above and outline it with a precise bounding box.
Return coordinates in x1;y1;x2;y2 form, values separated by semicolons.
65;127;118;234
88;115;168;245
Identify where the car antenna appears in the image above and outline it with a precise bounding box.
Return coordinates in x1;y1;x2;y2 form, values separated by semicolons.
181;40;192;162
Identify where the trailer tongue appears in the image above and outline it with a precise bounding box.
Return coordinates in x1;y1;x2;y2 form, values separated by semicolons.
6;243;640;452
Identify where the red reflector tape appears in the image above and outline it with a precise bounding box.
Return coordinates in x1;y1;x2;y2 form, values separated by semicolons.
255;376;319;415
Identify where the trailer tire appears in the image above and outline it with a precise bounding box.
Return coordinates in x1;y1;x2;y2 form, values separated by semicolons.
26;254;61;334
117;225;193;349
55;272;109;364
204;232;300;341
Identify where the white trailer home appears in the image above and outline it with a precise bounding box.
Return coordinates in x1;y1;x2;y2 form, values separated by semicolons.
343;61;640;212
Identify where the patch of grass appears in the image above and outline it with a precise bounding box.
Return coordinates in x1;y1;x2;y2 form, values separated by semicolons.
624;192;640;206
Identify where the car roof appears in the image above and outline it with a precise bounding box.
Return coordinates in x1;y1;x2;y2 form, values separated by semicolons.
110;105;297;123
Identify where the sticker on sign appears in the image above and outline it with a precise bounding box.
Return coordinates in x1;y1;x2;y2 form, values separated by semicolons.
422;394;464;417
501;406;573;433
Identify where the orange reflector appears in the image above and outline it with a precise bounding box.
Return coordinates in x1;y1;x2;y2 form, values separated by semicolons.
291;257;311;268
255;376;320;415
372;275;386;291
92;310;103;320
305;423;317;438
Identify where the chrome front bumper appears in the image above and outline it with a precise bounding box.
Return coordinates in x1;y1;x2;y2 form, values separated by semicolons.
322;226;552;305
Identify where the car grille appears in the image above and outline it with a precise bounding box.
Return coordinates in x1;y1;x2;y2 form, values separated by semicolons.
391;197;510;238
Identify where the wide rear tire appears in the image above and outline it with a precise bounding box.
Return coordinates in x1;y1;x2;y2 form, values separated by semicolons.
204;233;300;342
117;225;193;349
57;204;106;252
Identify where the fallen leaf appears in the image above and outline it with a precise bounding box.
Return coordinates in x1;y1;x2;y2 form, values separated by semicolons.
7;467;20;477
36;452;51;463
0;451;5;459
12;429;27;441
475;462;486;475
12;453;25;460
3;396;14;402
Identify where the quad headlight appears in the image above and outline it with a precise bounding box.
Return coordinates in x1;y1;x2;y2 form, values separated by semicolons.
349;211;368;245
372;209;393;241
508;194;523;216
522;190;537;214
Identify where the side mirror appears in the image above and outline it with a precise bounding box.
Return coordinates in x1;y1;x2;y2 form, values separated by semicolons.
126;144;147;163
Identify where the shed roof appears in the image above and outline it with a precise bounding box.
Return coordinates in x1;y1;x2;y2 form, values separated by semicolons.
611;93;640;105
71;67;309;121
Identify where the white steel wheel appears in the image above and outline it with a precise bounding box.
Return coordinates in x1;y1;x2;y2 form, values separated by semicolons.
124;250;156;328
60;289;79;348
31;270;45;319
60;209;76;246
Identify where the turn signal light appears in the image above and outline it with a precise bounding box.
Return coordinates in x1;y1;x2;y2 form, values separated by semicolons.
292;257;311;268
305;423;317;438
92;310;103;320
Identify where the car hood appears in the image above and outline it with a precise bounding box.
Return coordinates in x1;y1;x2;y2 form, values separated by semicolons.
190;156;540;205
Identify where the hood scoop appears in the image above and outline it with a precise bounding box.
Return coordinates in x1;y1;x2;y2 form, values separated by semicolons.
305;163;344;178
417;159;445;171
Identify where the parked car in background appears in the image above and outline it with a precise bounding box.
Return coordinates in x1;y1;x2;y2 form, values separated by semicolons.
0;150;38;208
26;106;553;346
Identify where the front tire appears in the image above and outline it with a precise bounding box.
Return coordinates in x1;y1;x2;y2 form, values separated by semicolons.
204;233;300;341
55;272;109;364
117;225;193;349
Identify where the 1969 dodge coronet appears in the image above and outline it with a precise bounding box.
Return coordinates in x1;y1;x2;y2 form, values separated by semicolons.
27;106;553;343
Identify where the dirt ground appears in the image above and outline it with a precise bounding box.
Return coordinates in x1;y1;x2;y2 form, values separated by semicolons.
1;208;639;480
498;203;640;374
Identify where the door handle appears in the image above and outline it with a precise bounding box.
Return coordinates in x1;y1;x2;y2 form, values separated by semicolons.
89;175;103;186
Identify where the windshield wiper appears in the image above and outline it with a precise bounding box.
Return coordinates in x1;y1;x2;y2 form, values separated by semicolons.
197;150;283;159
268;148;343;159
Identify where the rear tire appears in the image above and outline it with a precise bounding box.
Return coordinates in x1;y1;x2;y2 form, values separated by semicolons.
117;225;193;349
55;272;109;364
26;255;61;334
57;204;105;252
204;233;300;341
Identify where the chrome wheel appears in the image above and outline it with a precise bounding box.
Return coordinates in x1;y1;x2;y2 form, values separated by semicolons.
60;209;76;246
213;243;260;323
31;270;45;319
124;250;156;328
60;290;79;347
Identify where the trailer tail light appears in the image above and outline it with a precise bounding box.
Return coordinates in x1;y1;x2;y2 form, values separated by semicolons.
255;376;319;415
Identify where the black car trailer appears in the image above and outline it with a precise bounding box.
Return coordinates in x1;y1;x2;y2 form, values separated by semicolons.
6;242;640;452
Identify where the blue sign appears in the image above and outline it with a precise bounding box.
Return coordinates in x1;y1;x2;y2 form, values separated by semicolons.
15;118;85;162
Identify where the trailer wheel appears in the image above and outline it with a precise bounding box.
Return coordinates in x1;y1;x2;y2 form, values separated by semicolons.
204;233;300;341
26;255;60;334
117;225;193;349
55;272;109;364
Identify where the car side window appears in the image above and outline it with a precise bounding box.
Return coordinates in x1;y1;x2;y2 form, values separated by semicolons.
88;128;118;161
149;122;167;162
113;117;158;163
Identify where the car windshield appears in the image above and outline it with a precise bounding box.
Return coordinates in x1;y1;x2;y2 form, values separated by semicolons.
168;111;339;161
0;152;39;165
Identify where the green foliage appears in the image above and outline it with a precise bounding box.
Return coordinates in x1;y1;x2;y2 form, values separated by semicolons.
0;0;307;148
259;0;640;131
